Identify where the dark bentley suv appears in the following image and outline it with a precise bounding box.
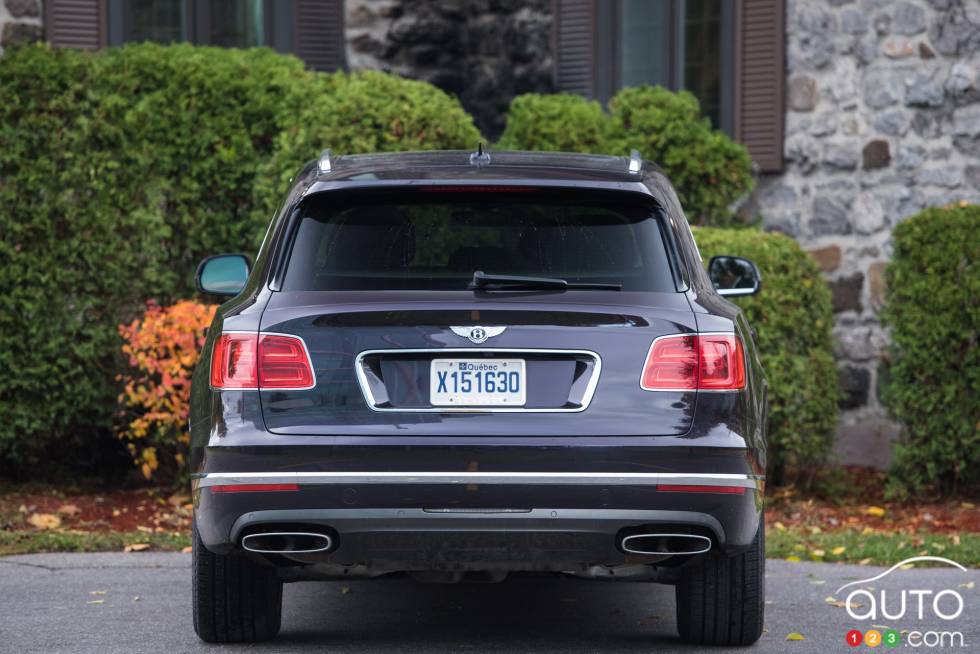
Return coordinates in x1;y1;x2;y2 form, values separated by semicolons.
190;149;767;646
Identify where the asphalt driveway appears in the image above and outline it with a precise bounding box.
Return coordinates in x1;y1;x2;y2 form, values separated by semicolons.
0;553;976;653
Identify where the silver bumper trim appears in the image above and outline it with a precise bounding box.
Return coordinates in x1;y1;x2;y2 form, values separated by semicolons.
193;471;762;490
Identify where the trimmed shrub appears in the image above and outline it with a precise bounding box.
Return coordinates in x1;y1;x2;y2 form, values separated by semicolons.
496;93;611;153
497;86;754;225
117;301;216;484
0;43;481;477
694;228;839;482
609;87;754;226
253;70;482;219
882;204;980;497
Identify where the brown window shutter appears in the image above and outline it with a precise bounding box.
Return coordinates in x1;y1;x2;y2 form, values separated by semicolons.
734;0;785;173
553;0;597;97
45;0;106;49
293;0;347;72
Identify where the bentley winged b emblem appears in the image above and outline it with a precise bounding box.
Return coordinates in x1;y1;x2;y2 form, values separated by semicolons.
450;326;506;344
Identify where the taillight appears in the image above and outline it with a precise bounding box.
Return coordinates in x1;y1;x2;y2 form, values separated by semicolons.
258;334;315;389
641;333;745;391
210;333;315;390
698;334;745;390
640;335;698;390
210;333;258;389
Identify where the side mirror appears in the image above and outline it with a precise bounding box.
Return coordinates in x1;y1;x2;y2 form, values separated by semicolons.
707;256;761;297
196;254;250;297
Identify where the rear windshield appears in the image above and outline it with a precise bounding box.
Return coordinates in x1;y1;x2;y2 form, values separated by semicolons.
282;190;677;292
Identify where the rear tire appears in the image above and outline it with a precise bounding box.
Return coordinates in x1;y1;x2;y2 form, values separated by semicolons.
675;517;765;646
192;522;283;643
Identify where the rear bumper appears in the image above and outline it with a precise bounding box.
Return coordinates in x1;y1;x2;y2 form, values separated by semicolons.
192;470;763;564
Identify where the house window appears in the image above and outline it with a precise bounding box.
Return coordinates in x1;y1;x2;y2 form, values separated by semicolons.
597;0;734;133
123;0;186;43
209;0;265;47
108;0;284;49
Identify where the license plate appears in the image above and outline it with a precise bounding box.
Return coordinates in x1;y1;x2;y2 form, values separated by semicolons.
430;359;526;407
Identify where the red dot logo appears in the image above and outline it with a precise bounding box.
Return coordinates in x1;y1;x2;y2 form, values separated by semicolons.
846;629;864;647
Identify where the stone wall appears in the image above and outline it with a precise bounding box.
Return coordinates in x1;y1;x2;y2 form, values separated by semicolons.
751;0;980;466
0;0;43;53
345;0;554;138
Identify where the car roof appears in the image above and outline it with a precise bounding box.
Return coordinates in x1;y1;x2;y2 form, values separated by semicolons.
310;150;659;184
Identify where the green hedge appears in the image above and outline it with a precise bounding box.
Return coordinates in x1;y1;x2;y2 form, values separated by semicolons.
0;43;480;476
882;204;980;497
498;87;754;226
694;228;839;481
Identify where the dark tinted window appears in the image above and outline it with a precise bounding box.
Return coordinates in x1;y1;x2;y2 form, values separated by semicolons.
282;191;677;292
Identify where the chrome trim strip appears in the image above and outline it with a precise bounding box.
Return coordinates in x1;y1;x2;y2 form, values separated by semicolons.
621;533;712;556
241;532;332;554
193;471;761;489
353;347;602;413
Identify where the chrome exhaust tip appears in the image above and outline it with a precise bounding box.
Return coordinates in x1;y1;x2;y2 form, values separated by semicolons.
621;533;712;556
241;531;332;554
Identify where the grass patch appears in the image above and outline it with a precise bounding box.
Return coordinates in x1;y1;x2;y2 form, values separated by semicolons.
766;527;980;567
0;530;190;556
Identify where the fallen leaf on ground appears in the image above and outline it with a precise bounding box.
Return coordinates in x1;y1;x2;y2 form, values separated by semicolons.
774;521;786;531
136;525;153;533
181;546;192;554
57;504;81;517
86;600;104;605
865;506;886;517
832;546;846;555
786;632;805;641
961;502;975;510
785;555;801;562
124;543;151;552
811;549;826;558
27;513;62;530
809;526;821;534
959;581;975;589
900;563;915;570
340;586;351;595
859;558;872;566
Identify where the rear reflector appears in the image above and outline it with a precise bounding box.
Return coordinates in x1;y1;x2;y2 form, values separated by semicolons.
210;333;315;390
640;333;745;391
210;483;300;493
657;484;746;495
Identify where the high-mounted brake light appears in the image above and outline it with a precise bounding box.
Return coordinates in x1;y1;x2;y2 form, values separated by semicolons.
210;333;315;390
640;333;745;391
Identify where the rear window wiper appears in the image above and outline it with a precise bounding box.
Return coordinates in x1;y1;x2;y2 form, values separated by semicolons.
469;270;622;291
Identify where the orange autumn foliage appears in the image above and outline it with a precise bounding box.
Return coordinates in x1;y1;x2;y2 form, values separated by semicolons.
117;300;216;482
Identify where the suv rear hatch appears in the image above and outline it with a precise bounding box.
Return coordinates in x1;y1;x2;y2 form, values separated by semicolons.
258;188;697;436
